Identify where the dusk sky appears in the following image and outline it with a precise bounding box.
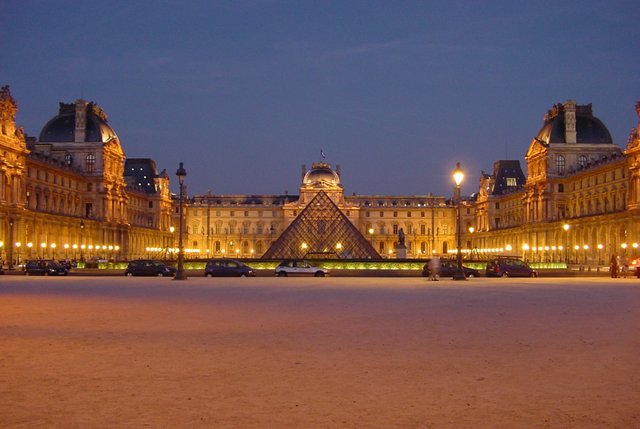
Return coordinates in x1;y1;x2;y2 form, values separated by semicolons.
2;1;639;197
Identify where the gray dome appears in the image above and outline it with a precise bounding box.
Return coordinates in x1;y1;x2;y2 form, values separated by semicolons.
303;163;340;187
39;101;117;143
535;103;612;145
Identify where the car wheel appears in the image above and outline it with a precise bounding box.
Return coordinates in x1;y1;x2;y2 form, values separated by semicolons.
530;272;537;278
126;272;133;277
314;271;325;277
240;273;247;277
206;273;213;277
25;271;30;276
44;272;49;276
467;273;476;278
277;271;287;277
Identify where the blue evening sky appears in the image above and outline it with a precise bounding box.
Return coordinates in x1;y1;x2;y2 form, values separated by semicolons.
1;1;639;197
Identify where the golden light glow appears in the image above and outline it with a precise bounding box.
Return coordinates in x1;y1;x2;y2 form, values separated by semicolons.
563;224;570;231
301;242;308;250
621;243;628;249
597;244;603;250
336;242;343;250
522;243;530;251
452;162;464;186
468;226;475;233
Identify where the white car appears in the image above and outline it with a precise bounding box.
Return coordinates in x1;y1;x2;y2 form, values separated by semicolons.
275;260;329;277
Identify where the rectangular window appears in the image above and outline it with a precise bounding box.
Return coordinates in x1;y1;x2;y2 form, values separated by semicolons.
380;211;384;217
148;201;153;208
244;211;249;217
230;211;235;217
558;184;564;192
393;224;398;234
393;211;398;217
506;177;517;186
407;212;411;217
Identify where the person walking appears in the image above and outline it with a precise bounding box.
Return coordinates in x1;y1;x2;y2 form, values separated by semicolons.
609;254;618;278
428;256;441;281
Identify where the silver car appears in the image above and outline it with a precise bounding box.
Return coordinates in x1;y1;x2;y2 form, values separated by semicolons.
275;260;329;277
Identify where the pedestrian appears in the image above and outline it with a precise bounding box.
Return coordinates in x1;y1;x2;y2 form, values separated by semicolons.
609;254;618;278
428;256;441;281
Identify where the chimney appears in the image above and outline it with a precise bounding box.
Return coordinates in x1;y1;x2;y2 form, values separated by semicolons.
74;99;87;142
564;100;577;144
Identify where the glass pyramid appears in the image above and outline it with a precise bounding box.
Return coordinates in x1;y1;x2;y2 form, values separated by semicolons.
263;191;381;260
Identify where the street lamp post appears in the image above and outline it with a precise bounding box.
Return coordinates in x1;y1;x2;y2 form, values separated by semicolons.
174;162;187;281
452;163;466;281
563;223;570;266
8;218;14;270
79;220;85;263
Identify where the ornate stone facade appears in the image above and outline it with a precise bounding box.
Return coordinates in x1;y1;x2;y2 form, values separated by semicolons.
467;101;640;266
185;162;457;259
0;86;173;265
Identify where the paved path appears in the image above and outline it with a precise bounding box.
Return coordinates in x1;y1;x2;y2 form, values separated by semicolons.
1;277;638;428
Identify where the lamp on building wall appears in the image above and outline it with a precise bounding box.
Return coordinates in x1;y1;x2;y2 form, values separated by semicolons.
452;163;466;281
174;162;187;281
169;225;176;259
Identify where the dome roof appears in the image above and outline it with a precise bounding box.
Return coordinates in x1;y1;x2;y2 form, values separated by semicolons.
303;162;340;187
535;102;612;145
39;100;118;143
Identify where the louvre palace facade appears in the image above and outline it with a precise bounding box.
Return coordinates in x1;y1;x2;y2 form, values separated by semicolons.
1;83;639;267
0;86;174;266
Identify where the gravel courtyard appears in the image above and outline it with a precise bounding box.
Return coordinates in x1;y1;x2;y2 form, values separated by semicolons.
1;276;638;428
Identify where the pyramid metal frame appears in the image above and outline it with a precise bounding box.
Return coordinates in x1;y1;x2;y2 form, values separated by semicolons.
262;191;381;260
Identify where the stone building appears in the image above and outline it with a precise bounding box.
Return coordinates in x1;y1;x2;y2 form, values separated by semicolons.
186;162;457;259
469;100;640;266
0;86;173;265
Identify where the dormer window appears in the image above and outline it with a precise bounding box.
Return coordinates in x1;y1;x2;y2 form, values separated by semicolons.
64;152;73;166
85;153;96;173
577;155;587;168
556;155;565;175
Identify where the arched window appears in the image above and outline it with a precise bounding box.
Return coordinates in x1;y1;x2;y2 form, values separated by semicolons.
577;155;587;169
85;153;96;173
556;155;565;175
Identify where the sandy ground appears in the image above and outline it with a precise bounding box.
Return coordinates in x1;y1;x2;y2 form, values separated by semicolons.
0;276;638;428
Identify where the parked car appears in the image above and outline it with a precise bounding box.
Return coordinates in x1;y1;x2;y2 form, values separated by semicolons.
275;260;329;277
205;259;256;277
24;259;69;276
422;259;480;278
486;257;538;278
125;260;176;277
